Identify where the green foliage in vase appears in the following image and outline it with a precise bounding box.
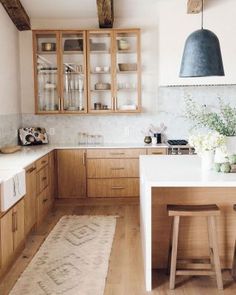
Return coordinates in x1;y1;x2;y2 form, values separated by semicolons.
184;97;236;136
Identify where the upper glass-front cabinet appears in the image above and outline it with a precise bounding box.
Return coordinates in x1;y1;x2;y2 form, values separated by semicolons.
33;29;141;114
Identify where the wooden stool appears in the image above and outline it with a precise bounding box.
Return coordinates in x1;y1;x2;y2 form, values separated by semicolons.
167;204;223;290
232;204;236;280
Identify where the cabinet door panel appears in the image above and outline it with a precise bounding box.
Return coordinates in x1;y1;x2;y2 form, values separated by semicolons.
13;199;25;250
25;164;37;235
57;150;86;198
36;165;49;194
0;209;14;268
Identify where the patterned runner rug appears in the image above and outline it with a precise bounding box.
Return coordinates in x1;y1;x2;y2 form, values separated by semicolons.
10;215;116;295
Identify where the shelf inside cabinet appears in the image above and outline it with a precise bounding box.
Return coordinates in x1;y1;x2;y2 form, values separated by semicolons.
117;88;137;91
117;71;138;74
91;89;111;92
90;50;110;54
63;51;84;55
37;51;57;55
90;71;110;75
117;50;136;54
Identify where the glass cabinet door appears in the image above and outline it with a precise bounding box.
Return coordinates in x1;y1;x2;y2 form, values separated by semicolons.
114;30;141;113
87;31;113;113
61;31;87;113
34;32;60;113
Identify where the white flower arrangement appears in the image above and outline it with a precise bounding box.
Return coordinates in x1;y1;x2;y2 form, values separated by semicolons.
189;132;226;154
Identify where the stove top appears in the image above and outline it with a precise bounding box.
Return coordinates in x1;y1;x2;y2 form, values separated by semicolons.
167;139;188;146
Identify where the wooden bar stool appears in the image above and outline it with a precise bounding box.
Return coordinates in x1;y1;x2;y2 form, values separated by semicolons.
232;204;236;280
167;204;223;290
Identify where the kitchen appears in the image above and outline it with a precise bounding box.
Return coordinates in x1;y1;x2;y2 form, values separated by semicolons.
0;0;236;294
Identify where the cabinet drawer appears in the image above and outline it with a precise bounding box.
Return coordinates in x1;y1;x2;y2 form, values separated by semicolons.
88;178;139;198
37;187;50;223
36;154;49;172
36;166;49;194
86;148;146;159
147;148;167;155
87;159;139;178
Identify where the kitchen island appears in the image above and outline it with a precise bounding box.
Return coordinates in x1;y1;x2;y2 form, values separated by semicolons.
140;155;236;291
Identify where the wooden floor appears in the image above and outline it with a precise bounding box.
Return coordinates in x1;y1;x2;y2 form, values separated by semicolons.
0;198;236;295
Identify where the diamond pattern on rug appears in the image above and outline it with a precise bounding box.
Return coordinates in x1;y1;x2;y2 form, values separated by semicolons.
10;216;116;295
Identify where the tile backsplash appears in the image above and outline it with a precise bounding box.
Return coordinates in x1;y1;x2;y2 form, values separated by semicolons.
21;85;236;145
0;114;22;147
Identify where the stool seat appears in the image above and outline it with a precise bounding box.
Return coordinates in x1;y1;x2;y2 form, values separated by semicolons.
167;204;220;217
167;203;223;290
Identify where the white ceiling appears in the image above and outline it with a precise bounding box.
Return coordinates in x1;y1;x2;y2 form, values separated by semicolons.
20;0;158;19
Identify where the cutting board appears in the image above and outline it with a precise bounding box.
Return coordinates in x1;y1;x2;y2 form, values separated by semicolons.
0;145;22;154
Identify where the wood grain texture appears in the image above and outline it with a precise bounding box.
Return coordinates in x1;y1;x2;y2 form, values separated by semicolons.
87;158;139;178
13;199;25;253
0;0;30;30
152;187;236;269
57;149;86;198
147;148;167;155
86;148;146;159
36;165;49;195
96;0;114;28
24;164;37;236
187;0;203;14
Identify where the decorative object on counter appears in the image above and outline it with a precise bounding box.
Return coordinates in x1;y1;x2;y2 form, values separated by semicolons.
180;0;224;77
147;123;167;145
64;39;83;51
118;39;130;50
18;127;48;146
0;145;21;154
154;133;162;144
118;63;137;71
9;216;116;295
189;132;225;171
41;42;56;51
185;97;236;157
214;155;236;173
97;0;114;28
144;136;152;145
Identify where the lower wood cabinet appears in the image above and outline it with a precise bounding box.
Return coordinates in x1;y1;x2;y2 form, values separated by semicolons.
24;163;37;236
0;198;25;272
57;149;86;198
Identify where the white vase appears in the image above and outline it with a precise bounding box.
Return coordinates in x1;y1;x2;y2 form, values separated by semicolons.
201;150;215;171
226;136;236;156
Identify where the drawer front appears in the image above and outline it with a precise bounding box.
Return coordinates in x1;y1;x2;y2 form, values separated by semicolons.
147;148;167;155
36;166;49;194
36;154;49;172
88;178;139;198
37;187;50;223
87;159;139;178
86;148;146;159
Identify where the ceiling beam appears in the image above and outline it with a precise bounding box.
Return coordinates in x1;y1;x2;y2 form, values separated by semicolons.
96;0;114;28
0;0;31;31
187;0;203;14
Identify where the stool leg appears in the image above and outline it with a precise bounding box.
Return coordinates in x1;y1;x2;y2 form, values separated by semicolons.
169;216;180;290
208;216;223;290
207;217;215;270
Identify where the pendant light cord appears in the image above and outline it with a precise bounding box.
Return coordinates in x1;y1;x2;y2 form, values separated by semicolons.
201;0;204;29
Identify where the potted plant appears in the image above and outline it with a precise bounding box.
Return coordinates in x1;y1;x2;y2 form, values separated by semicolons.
185;97;236;155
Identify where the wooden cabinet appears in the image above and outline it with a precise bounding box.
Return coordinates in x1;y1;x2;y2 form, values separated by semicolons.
33;29;141;114
87;148;145;198
48;151;56;205
147;148;168;155
87;29;141;113
33;30;87;114
35;153;54;226
24;163;37;236
57;149;86;198
0;198;25;272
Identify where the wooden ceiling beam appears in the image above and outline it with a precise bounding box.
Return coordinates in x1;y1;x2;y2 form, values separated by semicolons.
96;0;114;28
187;0;203;14
0;0;31;31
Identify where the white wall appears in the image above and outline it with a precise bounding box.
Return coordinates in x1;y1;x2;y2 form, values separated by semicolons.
0;4;21;115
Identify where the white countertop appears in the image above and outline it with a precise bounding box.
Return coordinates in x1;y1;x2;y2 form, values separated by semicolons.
140;155;236;187
0;143;168;180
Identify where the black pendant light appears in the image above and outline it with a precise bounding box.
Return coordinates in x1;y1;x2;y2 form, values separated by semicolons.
179;0;224;77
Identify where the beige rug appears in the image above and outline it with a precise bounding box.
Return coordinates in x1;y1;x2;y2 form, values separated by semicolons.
10;215;116;295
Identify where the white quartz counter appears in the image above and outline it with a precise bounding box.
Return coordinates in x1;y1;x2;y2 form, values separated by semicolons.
140;155;236;187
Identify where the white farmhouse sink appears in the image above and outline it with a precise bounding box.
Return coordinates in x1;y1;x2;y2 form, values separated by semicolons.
0;169;26;212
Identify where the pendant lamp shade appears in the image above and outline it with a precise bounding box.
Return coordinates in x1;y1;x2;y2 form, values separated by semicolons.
179;29;224;77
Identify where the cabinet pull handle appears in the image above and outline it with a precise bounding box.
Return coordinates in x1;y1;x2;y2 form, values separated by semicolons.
151;152;163;155
27;167;36;174
41;160;47;164
111;167;125;170
42;176;47;181
15;211;18;231
111;186;125;190
43;198;48;203
12;212;17;232
110;153;125;156
82;151;86;166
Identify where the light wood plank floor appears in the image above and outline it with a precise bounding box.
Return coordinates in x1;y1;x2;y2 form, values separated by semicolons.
0;198;236;295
